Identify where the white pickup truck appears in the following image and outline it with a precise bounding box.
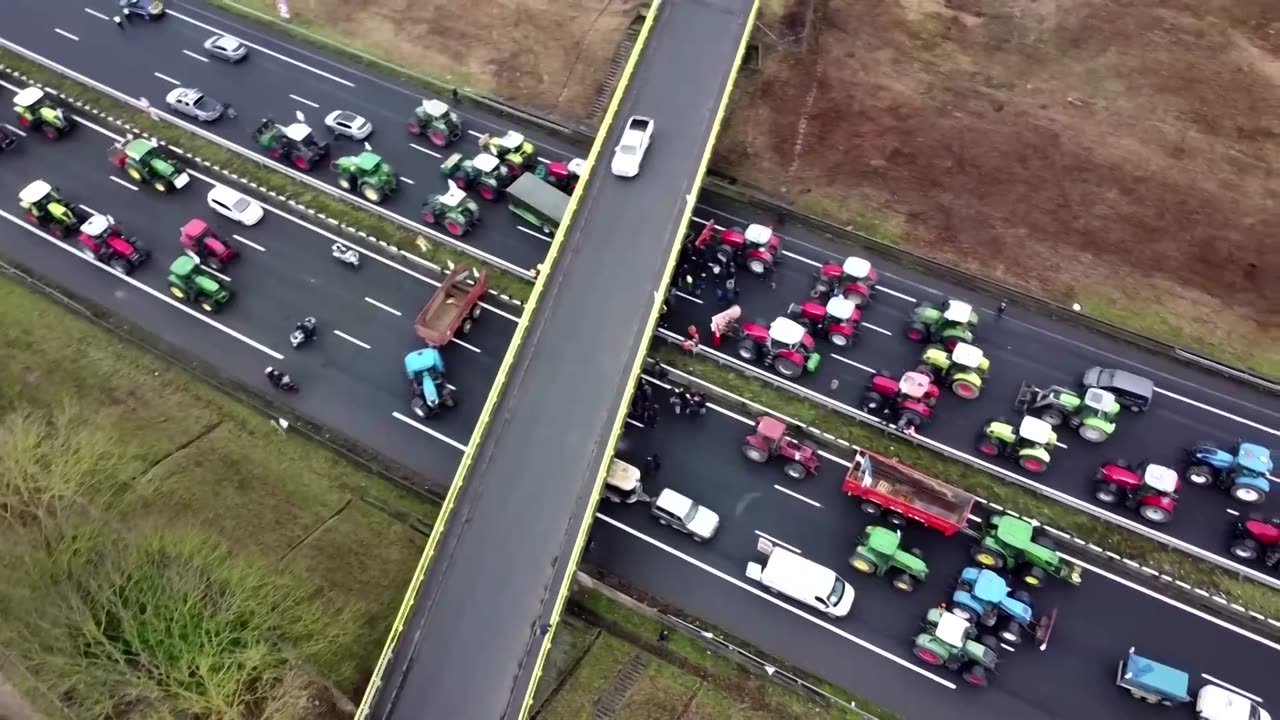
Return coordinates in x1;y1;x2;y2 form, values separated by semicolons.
611;115;654;178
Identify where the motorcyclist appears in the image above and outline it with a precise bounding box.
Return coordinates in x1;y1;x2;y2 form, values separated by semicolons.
332;242;358;263
264;366;295;391
295;317;318;342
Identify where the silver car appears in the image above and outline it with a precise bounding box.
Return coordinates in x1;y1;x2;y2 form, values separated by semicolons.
165;87;225;122
203;34;248;63
324;110;373;140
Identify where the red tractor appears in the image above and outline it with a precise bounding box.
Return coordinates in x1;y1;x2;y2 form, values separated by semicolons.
787;295;861;348
1093;460;1180;524
811;256;877;306
735;317;821;379
692;218;780;276
859;370;938;433
1230;516;1280;569
178;218;237;271
77;214;149;274
741;416;820;479
535;157;585;194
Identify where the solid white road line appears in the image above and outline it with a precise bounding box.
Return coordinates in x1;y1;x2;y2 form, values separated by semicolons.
231;234;265;251
153;73;181;85
107;176;138;191
166;9;357;87
754;531;802;554
83;8;111;20
182;49;210;63
626;418;646;428
289;94;319;108
451;338;482;353
391;412;468;451
0;210;284;359
410;143;441;157
468;130;485;138
364;297;402;316
773;484;822;508
54;29;80;41
517;226;552;242
596;515;956;689
1155;388;1279;438
1225;508;1240;516
333;330;371;349
398;176;416;185
1200;674;1263;703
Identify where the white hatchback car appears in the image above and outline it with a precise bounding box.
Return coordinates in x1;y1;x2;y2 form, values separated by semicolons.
206;184;263;226
324;110;373;140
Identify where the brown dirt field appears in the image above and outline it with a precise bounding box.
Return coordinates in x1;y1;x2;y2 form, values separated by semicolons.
261;0;645;120
718;0;1280;371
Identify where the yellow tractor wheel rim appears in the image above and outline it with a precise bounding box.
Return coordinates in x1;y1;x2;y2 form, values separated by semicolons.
127;168;143;181
1025;574;1041;586
169;287;184;299
361;186;380;201
975;552;997;566
852;558;873;573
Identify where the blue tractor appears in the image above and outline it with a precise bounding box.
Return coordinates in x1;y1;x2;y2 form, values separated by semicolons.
405;348;454;419
947;567;1056;648
1186;442;1273;505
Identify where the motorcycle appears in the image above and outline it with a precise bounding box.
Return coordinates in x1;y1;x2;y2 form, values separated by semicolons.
290;317;318;349
331;242;360;269
264;366;297;392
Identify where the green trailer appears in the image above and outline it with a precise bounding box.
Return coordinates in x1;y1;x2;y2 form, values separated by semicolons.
506;173;569;235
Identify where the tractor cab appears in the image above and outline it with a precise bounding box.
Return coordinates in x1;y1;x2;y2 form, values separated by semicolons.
768;316;810;353
950;342;985;371
943;300;976;327
979;415;1057;473
700;220;781;276
438;181;469;209
860;370;938;433
933;611;979;654
1082;388;1118;418
284;122;318;146
410;99;463;146
788;295;861;347
906;298;978;349
354;151;387;174
78;214;118;241
405;348;454;418
913;608;998;686
480;130;535;171
495;130;527;152
17;179;56;213
14;87;72;139
919;342;989;399
1017;415;1054;449
950;567;1036;644
897;371;935;401
78;214;147;274
603;458;648;504
813;256;877;304
1095;460;1180;524
472;153;502;175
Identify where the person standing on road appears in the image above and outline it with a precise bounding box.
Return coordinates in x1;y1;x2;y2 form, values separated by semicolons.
112;15;124;29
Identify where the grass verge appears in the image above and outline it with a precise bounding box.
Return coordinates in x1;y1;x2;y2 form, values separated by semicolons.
0;49;532;302
654;345;1280;619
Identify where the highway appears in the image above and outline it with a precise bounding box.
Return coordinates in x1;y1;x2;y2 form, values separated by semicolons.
3;0;1277;582
0;113;1276;720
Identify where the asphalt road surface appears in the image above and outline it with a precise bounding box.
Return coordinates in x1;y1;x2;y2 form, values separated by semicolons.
0;120;1275;720
369;1;758;717
4;0;1277;582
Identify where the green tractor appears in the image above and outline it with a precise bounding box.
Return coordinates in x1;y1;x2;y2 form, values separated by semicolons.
1014;382;1119;444
977;415;1056;474
166;255;232;313
13;87;74;140
904;299;978;350
969;514;1083;587
251;114;329;171
439;152;517;201
476;130;537;174
331;150;398;204
848;525;928;592
17;179;91;238
420;181;480;237
108;138;191;193
407;99;463;147
917;342;989;400
911;607;999;687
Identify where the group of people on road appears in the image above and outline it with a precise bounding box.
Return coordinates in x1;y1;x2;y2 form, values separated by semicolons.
628;365;708;428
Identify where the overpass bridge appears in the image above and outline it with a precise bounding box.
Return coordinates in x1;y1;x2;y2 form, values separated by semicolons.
357;1;760;716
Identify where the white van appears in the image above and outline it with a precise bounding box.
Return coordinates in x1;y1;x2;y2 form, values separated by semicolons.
745;538;854;618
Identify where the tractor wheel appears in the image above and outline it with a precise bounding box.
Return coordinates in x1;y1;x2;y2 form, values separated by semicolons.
1020;567;1045;587
444;219;465;236
827;330;850;347
154;180;170;193
77;245;96;261
943;336;961;352
199;299;217;314
948;603;976;622
337;174;355;191
477;183;499;201
782;461;806;480
740;445;769;464
884;512;907;528
470;304;483;319
1184;464;1214;486
293;155;310;170
540;222;553;235
1093;482;1121;504
460;318;474;335
850;552;878;575
169;285;187;300
43;126;58;140
1019;455;1049;474
50;223;68;239
890;571;916;593
736;339;759;362
896;410;926;433
904;321;928;342
1230;484;1266;505
912;647;944;666
970;546;1004;569
773;357;802;379
127;167;143;182
421;210;436;225
1138;504;1172;524
1230;539;1260;561
998;621;1023;645
746;258;767;276
270;147;283;159
951;379;980;400
859;501;882;517
406;121;422;135
860;390;885;414
360;183;385;203
976;437;1003;457
108;258;131;274
1078;424;1109;444
428;129;448;146
1038;408;1065;426
17;116;31;128
961;665;989;687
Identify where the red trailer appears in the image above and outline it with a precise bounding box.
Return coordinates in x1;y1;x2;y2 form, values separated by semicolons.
842;449;976;535
414;263;487;347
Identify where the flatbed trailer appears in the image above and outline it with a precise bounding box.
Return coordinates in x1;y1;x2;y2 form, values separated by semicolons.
413;263;487;346
843;450;976;535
